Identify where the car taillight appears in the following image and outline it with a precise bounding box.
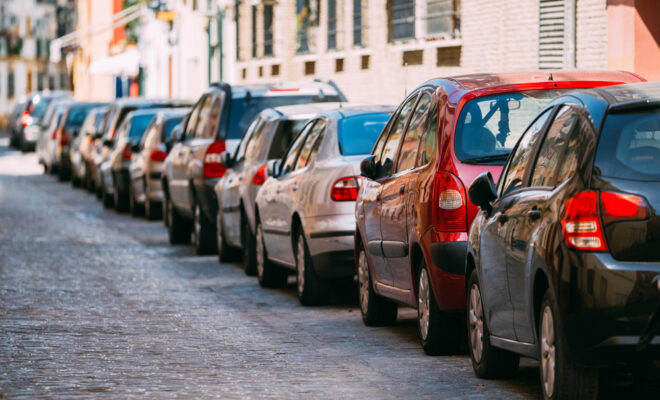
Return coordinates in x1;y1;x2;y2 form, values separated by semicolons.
433;171;467;232
87;137;94;146
331;177;359;201
51;128;58;140
252;164;267;185
561;190;648;252
122;146;132;161
21;111;32;127
149;149;167;162
60;129;69;147
203;140;227;178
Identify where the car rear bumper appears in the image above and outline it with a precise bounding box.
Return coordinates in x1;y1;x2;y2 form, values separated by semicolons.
424;230;468;311
561;252;660;365
305;214;356;278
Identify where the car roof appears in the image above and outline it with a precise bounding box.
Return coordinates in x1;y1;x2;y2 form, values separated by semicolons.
326;104;396;119
220;80;342;99
111;97;190;108
574;81;660;109
124;108;165;119
271;102;347;117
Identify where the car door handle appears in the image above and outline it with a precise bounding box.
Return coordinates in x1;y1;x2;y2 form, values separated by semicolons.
399;184;405;194
497;212;508;224
527;209;541;220
292;184;298;192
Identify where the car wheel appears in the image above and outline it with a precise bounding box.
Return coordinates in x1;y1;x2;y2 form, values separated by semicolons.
145;198;160;220
539;290;598;400
102;186;114;208
162;194;169;227
295;230;325;306
467;270;520;378
193;201;216;255
256;220;287;288
167;194;191;245
357;243;398;326
216;211;233;263
129;184;143;216
417;260;461;355
242;215;257;276
57;167;68;182
114;188;128;213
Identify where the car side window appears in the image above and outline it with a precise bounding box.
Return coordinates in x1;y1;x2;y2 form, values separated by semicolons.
184;96;204;139
207;94;223;139
530;106;580;188
280;121;314;176
235;117;262;161
500;108;552;196
244;119;268;160
379;94;417;177
396;93;431;172
417;104;438;166
296;119;326;170
194;95;215;139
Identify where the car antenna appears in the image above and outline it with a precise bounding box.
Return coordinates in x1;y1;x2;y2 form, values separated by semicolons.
548;73;554;81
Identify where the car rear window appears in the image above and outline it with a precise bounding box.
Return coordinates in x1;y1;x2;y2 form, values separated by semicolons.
164;118;183;141
594;109;660;181
454;90;565;164
338;113;391;156
227;95;341;140
28;97;53;121
65;105;98;129
128;114;157;143
268;119;309;159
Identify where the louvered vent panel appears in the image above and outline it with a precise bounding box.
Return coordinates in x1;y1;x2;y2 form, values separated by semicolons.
539;0;566;69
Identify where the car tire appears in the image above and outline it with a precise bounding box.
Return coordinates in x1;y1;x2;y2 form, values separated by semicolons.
102;186;114;208
539;289;599;400
114;189;128;213
167;194;191;245
295;230;325;306
242;215;257;276
256;220;287;288
216;212;234;263
467;270;520;378
162;193;169;227
129;185;143;217
193;201;216;255
417;260;461;355
357;242;398;326
145;199;160;220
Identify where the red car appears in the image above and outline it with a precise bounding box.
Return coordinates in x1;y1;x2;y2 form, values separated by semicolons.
354;71;644;355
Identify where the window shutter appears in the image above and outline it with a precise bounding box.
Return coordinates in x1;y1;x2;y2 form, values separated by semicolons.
538;0;566;69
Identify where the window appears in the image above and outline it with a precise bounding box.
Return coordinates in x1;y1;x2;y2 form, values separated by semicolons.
388;0;460;42
396;93;431;172
353;0;363;46
296;0;320;53
244;119;268;160
235;1;241;61
60;73;67;89
37;72;45;90
500;109;552;196
379;95;417;176
280;122;313;175
235;117;263;160
539;0;568;69
388;0;415;41
335;58;344;72
328;0;337;50
264;5;274;56
402;50;423;66
194;96;214;139
304;61;315;75
427;0;460;38
127;113;157;143
296;119;326;169
361;54;370;69
207;96;222;139
185;97;204;139
268;118;309;159
417;104;438;166
338;113;391;156
7;70;14;98
48;75;55;90
251;5;257;58
530;106;579;187
271;64;280;76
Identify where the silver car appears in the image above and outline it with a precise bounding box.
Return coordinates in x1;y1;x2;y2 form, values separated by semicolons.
71;107;108;190
254;105;393;305
128;109;188;219
215;103;343;275
36;100;71;174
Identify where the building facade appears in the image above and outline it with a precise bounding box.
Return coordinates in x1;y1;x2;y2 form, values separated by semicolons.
226;0;658;103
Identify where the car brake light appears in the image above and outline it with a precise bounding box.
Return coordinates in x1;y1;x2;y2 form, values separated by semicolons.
149;149;167;162
433;171;467;232
203;140;227;178
600;191;648;225
87;137;94;146
122;145;132;161
51;128;58;140
21;111;32;127
252;164;267;185
60;129;69;147
331;177;359;201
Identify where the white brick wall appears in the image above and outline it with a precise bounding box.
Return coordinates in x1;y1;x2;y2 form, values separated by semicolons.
576;0;608;69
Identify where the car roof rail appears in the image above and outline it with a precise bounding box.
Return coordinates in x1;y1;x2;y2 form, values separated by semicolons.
313;78;348;102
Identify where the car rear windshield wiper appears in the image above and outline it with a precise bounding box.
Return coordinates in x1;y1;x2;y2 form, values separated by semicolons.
461;154;509;164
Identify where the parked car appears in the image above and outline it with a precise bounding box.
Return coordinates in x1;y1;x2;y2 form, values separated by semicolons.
128;108;188;219
71;106;109;189
163;80;347;254
55;102;107;181
465;81;660;400
255;105;393;305
354;71;645;355
92;98;190;202
214;102;344;274
36;100;72;174
14;91;71;152
100;109;165;210
7;101;26;147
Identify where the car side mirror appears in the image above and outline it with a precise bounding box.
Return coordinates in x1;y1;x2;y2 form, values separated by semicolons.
468;172;497;213
266;159;281;178
103;139;113;148
131;143;141;153
360;155;377;180
220;151;234;168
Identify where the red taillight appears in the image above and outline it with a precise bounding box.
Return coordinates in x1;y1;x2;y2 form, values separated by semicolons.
203;140;227;178
561;190;648;252
149;149;167;162
87;137;94;146
433;171;467;232
252;164;267;185
331;177;359;201
60;129;69;147
21;111;32;127
122;146;132;161
51;128;58;140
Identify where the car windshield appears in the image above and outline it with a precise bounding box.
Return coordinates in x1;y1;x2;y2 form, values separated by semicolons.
128;114;157;143
338;113;391;155
227;95;341;140
454;90;565;164
594;109;660;181
164;118;183;141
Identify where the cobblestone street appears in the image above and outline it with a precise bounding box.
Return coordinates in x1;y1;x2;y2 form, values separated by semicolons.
0;138;656;399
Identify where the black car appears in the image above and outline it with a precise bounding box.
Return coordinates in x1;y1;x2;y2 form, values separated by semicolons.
466;81;660;400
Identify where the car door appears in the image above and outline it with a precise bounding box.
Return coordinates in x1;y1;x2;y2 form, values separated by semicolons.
378;94;418;293
480;108;552;339
386;92;432;293
170;97;203;206
507;105;579;343
185;93;218;209
261;122;313;262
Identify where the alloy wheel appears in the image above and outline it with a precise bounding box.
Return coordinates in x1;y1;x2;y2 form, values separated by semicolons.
296;235;305;296
468;283;485;363
256;223;265;279
541;305;556;398
357;250;370;315
418;268;431;340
